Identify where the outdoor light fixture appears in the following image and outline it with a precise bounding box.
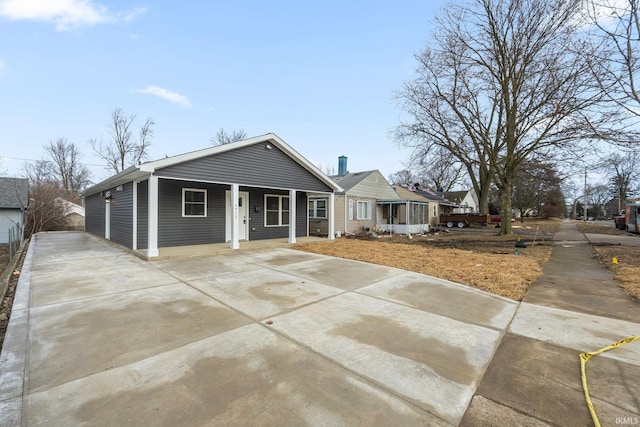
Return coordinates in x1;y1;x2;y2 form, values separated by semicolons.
265;143;273;150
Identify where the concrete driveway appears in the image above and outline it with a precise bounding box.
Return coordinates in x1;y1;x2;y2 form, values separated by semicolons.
1;232;518;426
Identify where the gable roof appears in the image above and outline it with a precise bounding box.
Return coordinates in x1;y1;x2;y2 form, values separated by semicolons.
388;185;460;207
0;177;28;209
83;133;342;195
441;190;468;204
329;170;377;192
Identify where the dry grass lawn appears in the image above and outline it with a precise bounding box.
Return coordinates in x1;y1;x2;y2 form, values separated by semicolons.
593;245;640;301
295;229;553;301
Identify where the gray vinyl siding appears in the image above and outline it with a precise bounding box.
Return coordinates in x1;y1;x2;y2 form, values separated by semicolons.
85;193;105;238
157;179;226;247
154;143;332;193
137;180;148;249
246;188;307;240
0;209;22;243
109;182;134;248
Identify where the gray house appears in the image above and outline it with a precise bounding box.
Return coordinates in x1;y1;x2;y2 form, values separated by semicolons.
83;134;340;259
0;177;29;243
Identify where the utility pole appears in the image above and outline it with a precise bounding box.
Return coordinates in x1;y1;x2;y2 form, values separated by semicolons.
583;168;588;221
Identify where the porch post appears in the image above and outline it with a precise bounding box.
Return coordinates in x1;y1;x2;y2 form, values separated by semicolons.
147;175;159;258
230;184;240;249
328;193;335;240
288;189;297;244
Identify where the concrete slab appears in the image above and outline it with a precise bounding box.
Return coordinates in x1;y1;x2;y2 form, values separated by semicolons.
460;396;553;427
270;292;504;425
31;232;123;264
30;256;179;307
27;324;447;426
27;283;252;393
469;334;639;426
509;303;640;364
187;268;343;320
358;271;518;330
154;253;263;281
267;255;403;290
234;247;328;267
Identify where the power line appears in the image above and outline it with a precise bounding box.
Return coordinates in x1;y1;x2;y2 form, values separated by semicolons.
0;156;106;168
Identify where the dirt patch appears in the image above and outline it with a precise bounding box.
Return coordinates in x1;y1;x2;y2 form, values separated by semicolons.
295;232;551;301
592;245;640;301
0;242;27;352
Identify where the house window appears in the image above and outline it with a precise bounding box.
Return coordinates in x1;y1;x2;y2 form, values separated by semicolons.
433;205;437;218
265;195;290;226
183;188;207;217
309;199;327;218
357;201;371;220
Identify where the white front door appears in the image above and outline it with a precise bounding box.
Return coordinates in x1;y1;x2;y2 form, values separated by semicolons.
225;191;249;241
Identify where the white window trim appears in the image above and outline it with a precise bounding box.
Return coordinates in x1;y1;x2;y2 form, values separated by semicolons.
309;199;327;219
182;188;207;217
264;194;290;227
356;200;371;220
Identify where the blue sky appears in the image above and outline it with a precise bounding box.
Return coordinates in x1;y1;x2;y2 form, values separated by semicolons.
0;0;445;183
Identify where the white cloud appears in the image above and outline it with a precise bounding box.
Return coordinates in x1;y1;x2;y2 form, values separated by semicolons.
136;86;192;108
0;0;147;31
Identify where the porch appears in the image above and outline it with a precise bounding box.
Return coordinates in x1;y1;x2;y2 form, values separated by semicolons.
134;236;329;261
376;200;431;235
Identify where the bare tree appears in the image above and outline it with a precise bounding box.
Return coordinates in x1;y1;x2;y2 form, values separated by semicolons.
211;128;247;146
44;138;92;200
91;108;154;174
23;181;66;237
586;0;640;118
396;0;615;234
512;159;563;221
410;146;465;192
605;150;640;210
388;169;417;186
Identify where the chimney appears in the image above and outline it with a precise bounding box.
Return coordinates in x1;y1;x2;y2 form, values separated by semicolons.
338;155;348;176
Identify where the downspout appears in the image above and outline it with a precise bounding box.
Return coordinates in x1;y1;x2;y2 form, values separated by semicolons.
344;195;348;235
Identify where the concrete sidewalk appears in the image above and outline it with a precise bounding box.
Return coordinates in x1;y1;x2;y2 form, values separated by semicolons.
462;221;640;426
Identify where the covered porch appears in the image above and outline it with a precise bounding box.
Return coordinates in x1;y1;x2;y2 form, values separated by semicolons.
375;200;431;235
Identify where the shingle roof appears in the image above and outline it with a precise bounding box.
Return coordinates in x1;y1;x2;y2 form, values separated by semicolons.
0;177;28;208
329;170;376;192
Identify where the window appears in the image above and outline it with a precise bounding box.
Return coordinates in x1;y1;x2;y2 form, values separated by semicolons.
308;199;327;218
265;195;290;226
357;201;371;220
433;205;437;218
183;188;207;217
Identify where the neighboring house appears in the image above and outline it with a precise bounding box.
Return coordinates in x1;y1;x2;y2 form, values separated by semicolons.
309;158;399;236
0;177;28;243
57;198;85;231
440;189;479;213
83;134;341;259
376;185;459;233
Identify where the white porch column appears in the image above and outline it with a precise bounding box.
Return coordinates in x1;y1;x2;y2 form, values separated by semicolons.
288;189;297;244
147;175;159;258
132;181;138;250
328;193;335;240
230;184;240;249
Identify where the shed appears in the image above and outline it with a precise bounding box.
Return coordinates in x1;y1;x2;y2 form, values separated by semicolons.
82;133;341;259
